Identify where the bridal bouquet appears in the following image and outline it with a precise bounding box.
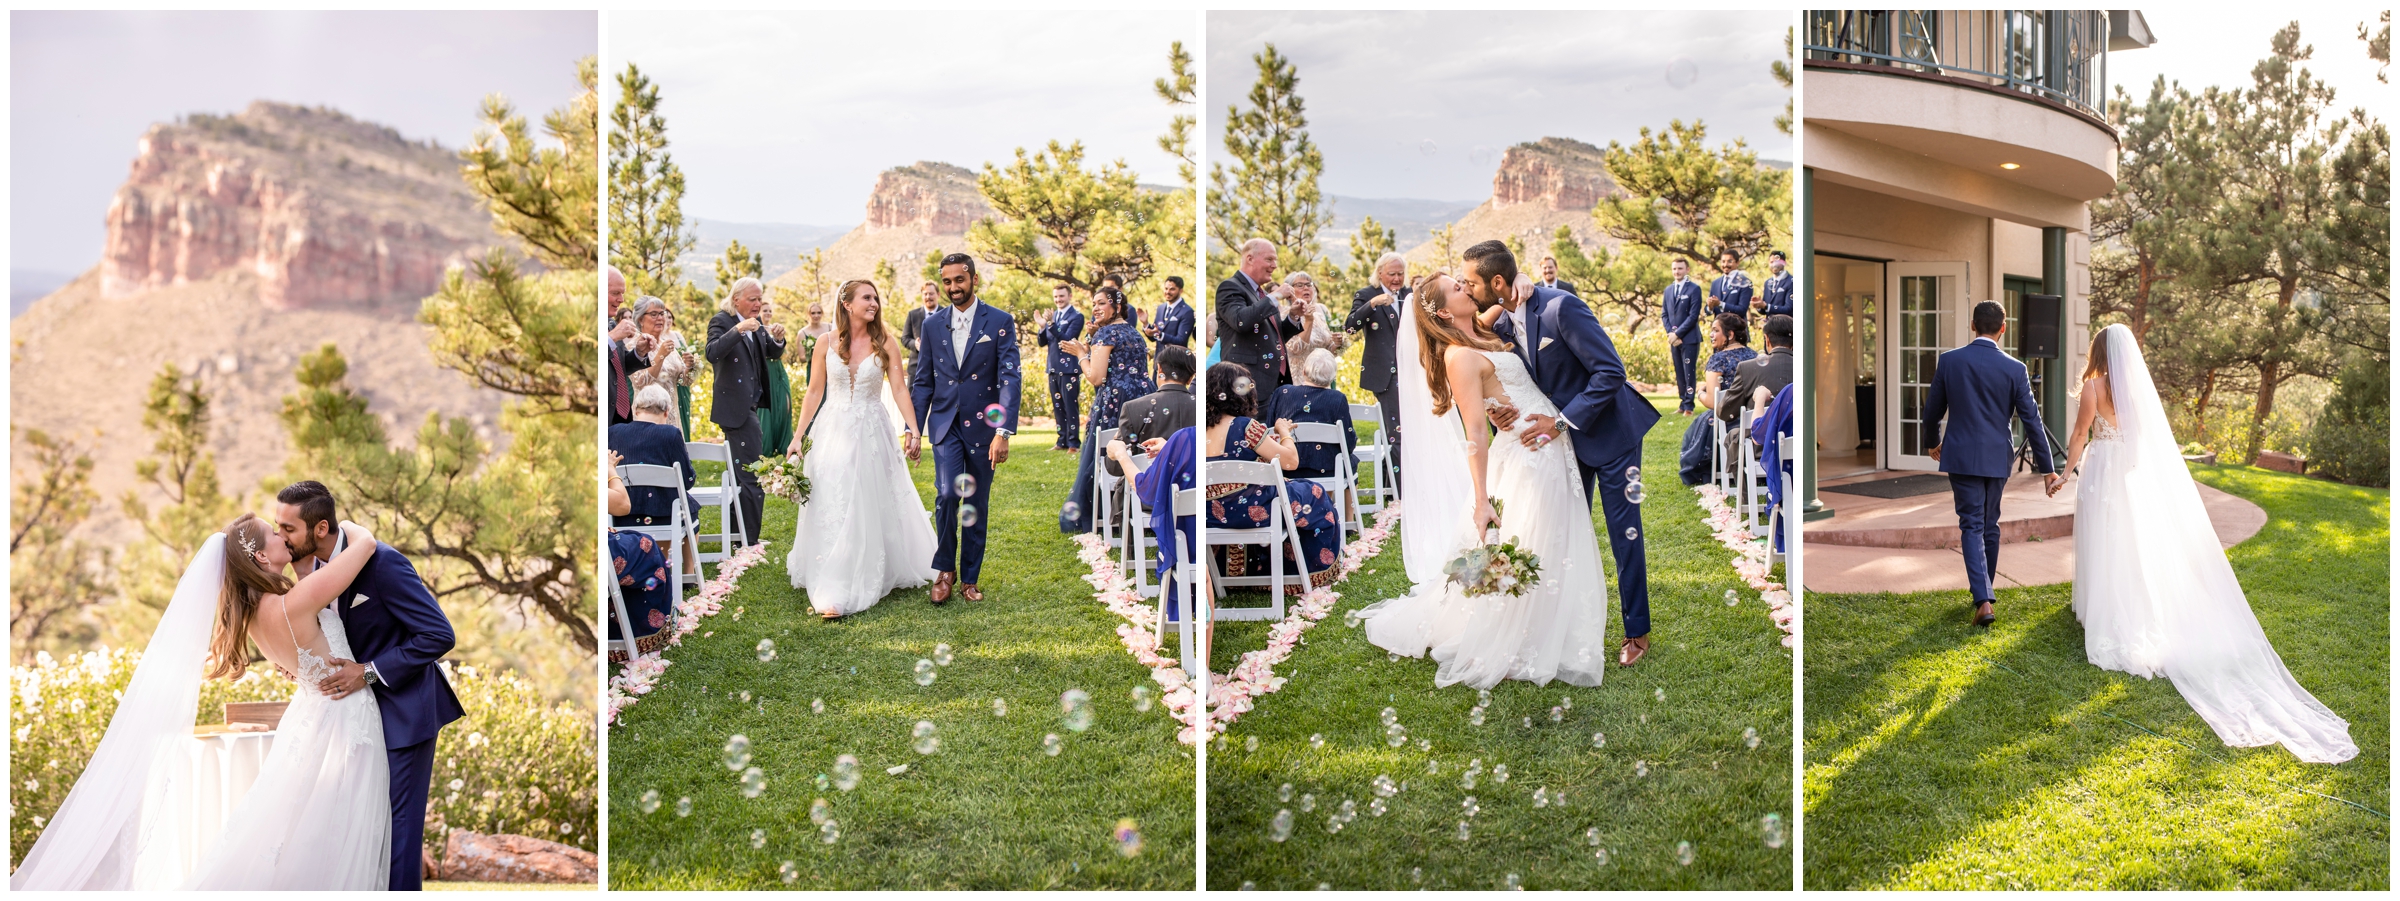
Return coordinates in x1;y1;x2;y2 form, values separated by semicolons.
748;454;812;504
1445;499;1542;598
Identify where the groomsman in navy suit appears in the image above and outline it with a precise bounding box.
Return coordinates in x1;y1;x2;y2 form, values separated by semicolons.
1035;283;1086;452
1707;248;1752;320
1756;251;1794;318
1147;275;1194;386
1663;257;1704;415
1925;300;2061;627
912;254;1024;604
1468;240;1665;666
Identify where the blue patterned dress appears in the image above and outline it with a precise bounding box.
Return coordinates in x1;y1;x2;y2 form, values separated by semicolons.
1209;416;1344;588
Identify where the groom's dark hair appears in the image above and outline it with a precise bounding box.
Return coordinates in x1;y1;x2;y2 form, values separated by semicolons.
276;480;337;536
938;252;977;277
1461;240;1518;287
1971;300;2006;336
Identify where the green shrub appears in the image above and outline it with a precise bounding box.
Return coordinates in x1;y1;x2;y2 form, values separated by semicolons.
1616;326;1675;387
8;651;593;867
2305;355;2389;487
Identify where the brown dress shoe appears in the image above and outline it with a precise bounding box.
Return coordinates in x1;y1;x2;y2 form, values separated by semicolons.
1618;635;1651;667
960;584;984;602
931;572;954;604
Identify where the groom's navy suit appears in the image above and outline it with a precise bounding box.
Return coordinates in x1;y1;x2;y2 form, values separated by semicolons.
1923;336;2056;604
326;536;463;891
912;300;1022;584
1493;285;1664;638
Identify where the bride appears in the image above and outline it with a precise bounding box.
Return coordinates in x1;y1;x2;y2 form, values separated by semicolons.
13;515;392;889
2056;323;2355;763
1358;274;1614;689
784;279;937;618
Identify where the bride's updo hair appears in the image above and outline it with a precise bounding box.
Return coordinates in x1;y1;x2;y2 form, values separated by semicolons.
1410;273;1509;416
210;514;293;681
833;279;893;372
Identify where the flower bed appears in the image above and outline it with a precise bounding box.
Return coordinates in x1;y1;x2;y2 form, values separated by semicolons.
603;540;771;725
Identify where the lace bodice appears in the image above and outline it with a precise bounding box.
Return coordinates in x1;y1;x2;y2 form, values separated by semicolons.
1479;350;1562;426
820;348;886;407
2091;416;2122;443
292;607;356;695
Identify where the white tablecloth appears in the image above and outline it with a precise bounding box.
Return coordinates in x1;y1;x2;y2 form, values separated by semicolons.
170;732;276;874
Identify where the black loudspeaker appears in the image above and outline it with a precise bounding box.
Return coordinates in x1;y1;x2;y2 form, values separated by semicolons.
2020;293;2062;359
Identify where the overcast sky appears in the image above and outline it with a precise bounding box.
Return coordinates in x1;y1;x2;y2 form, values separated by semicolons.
10;11;595;277
1208;10;1794;203
609;10;1195;227
2109;9;2388;118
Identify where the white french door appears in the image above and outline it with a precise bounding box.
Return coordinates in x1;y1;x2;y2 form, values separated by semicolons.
1882;262;1967;472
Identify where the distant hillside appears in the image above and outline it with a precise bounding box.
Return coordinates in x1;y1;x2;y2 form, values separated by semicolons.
679;218;851;291
1317;196;1482;266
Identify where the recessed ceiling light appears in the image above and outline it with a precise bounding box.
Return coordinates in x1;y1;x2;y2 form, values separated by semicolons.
2000;162;2021;170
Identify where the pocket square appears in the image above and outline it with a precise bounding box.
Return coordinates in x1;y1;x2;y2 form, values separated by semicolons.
1539;337;1555;350
976;334;993;344
350;593;370;608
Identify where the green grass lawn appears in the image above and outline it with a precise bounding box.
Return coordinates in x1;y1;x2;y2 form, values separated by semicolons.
1205;396;1795;890
1802;463;2389;890
608;429;1195;890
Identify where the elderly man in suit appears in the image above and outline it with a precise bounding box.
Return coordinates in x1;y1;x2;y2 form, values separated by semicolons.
606;266;650;427
706;276;786;547
1345;250;1407;485
1536;254;1578;295
1926;300;2061;627
1663;257;1704;415
1215;237;1305;399
1035;283;1087;452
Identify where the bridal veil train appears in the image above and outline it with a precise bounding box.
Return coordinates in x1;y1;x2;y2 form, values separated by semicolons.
2072;323;2355;764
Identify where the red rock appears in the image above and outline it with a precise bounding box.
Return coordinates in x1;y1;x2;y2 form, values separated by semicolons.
2257;450;2306;474
862;161;990;234
1490;137;1619;211
439;830;598;884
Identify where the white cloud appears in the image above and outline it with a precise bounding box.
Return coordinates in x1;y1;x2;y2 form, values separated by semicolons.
2110;10;2387;120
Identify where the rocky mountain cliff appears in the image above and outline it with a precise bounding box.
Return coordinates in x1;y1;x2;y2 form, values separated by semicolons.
14;103;509;544
766;161;993;307
1404;137;1622;270
101;101;494;309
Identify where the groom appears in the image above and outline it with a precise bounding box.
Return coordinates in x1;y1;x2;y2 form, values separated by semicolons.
1464;240;1664;666
912;253;1022;603
1924;301;2061;627
275;480;464;891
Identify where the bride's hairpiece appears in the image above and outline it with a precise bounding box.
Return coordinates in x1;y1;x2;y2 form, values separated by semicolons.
235;530;260;556
1413;272;1448;317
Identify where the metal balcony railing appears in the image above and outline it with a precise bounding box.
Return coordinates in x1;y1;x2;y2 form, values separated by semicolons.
1804;10;2111;124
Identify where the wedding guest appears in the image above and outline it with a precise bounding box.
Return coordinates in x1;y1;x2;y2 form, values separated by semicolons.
1536;254;1577;295
1114;418;1196;620
706;276;783;546
1059;286;1155;533
904;282;938;374
1708;247;1752;320
1723;313;1795;422
1345;252;1406;484
1109;344;1197;478
605;449;677;661
1215;237;1304;396
1698;312;1758;420
610;386;700;528
1280;271;1346;369
1147;275;1194;350
1206;362;1344;588
1663;257;1703;415
1262;348;1358;482
1035;283;1087;452
1753;383;1796;553
628;297;700;434
760;292;797;457
1757;250;1793;318
1099;273;1139;326
607;266;650;426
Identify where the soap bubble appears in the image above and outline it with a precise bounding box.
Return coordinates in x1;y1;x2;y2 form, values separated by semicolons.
1337;799;1357;821
811;698;825;714
1324;814;1344;835
1299;793;1316;813
1655;687;1666;702
1762;813;1787;849
1591;731;1606;748
832;755;861;791
1624;527;1640;541
1132;685;1154;712
1469;145;1498;166
914;659;938;686
1411;868;1424;884
750;828;768;849
1635;760;1649;778
1244;736;1258;752
810;798;832;825
1624;465;1641;482
1506;874;1523;890
1380;706;1398;726
912;720;940;755
953;473;978;498
1676;840;1695;866
820;820;841;844
1744;727;1761;749
1534;786;1550;808
1113;819;1143;857
779;860;799;883
1343;609;1364;628
933;643;955;666
739;690;751;704
756;639;777;662
993;698;1009;717
1468;707;1485;727
1062;501;1083;521
1418;138;1439;156
1385;723;1407;748
1550;706;1564;723
1455;821;1472;841
1493;764;1510;784
1232;376;1255;397
1586;826;1603;847
1477;688;1492;705
722;734;752;771
1270;809;1294;842
1061;689;1095;732
675;796;694;817
740;766;767;798
1372;774;1398;797
1625;481;1648;504
1308;733;1325;749
983;403;1008;426
1461;771;1478;790
1593;847;1612;865
960;504;980;527
1043;733;1063;756
1461;796;1480;817
1561;696;1573;711
1370;797;1388;817
815;773;831;791
1417;738;1432;752
1426;760;1441;776
632;789;660;814
1726;589;1740;606
1665;58;1699;89
1279;782;1294;802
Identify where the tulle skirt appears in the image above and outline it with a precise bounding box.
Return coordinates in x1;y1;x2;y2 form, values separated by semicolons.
185;688;390;890
787;397;937;616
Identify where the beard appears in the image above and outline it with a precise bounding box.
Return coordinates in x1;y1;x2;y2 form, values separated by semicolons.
285;530;320;562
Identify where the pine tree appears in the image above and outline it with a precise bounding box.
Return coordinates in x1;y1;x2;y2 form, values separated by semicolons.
1551;225;1674;334
460;56;598;270
10;429;112;659
1153;41;1200;296
1337;216;1397;301
608;62;696;301
970;140;1165;294
1773;28;1794;136
713;238;764;293
1590;120;1790;279
113;366;244;647
1208;43;1332;282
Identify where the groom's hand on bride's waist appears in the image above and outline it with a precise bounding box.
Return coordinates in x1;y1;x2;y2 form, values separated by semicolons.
319;657;369;700
1518;414;1563;448
1485;400;1520;431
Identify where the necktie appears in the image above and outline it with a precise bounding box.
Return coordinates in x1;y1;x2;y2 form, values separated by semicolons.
611;338;630;420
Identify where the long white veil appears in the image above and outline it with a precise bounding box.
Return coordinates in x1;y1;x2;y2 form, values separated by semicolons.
1392;293;1476;585
2101;324;2355;763
12;534;225;889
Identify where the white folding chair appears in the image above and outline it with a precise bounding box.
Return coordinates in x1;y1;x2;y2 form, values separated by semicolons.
1772;434;1796;568
1739;405;1772;535
1349;403;1393;513
617;463;699;593
1204;459;1308;622
1710;409;1735;493
1120;452;1160;596
1166;488;1207;676
1092;427;1124;547
683;441;746;565
605;545;643;660
1290;421;1362;537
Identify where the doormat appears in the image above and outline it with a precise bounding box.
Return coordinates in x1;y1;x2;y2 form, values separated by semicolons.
1820;473;1952;499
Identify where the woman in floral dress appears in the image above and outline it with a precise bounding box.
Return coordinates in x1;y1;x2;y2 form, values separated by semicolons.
1203;362;1344;589
1059;286;1156;532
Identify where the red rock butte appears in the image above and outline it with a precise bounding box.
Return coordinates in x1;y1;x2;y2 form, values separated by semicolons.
100;101;495;310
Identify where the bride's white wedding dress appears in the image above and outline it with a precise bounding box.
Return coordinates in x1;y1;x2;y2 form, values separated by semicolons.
1361;348;1613;689
10;535;392;891
2070;324;2355;763
786;347;936;616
